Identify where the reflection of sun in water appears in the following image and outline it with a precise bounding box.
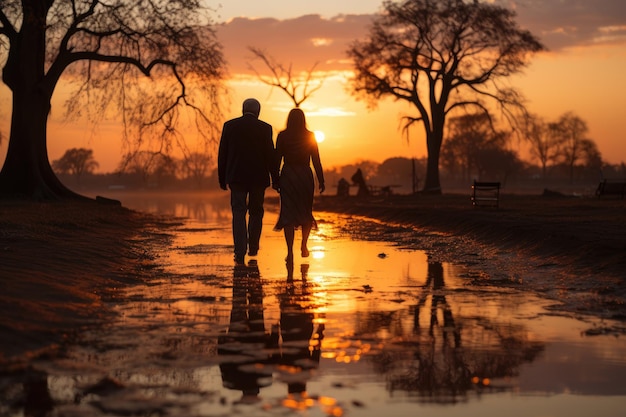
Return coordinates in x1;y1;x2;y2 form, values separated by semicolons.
311;245;325;260
314;130;325;143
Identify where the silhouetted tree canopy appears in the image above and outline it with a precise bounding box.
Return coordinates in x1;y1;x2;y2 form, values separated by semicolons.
551;112;593;183
52;148;98;183
347;0;544;193
0;0;225;199
522;112;603;182
179;152;213;188
442;113;517;181
523;114;562;180
118;151;177;187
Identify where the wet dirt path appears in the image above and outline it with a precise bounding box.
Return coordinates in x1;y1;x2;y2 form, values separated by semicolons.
1;196;626;417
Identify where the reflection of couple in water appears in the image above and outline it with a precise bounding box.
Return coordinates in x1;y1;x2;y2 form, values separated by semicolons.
218;260;324;403
279;262;325;396
217;260;272;403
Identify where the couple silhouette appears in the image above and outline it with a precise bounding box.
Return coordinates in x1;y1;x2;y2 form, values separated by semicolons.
218;99;325;265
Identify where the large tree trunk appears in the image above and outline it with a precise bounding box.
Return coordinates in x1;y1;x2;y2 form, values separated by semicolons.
0;92;80;199
0;0;81;200
422;130;443;194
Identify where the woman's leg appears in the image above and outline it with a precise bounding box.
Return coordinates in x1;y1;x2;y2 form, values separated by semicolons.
301;223;311;257
284;226;295;263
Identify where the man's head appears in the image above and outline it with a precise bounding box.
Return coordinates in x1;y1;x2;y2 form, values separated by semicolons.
242;98;261;117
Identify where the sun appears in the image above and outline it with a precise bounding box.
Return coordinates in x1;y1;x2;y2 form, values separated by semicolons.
314;130;325;143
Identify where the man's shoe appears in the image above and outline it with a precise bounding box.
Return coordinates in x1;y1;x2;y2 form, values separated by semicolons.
234;255;245;265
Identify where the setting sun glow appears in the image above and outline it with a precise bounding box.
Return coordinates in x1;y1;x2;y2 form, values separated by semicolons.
314;130;325;143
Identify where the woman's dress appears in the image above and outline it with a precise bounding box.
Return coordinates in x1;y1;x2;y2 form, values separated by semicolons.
273;130;324;231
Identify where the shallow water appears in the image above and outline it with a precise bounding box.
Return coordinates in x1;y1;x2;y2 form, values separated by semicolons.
2;192;625;417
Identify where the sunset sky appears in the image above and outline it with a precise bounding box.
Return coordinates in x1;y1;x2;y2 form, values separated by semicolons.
1;0;625;173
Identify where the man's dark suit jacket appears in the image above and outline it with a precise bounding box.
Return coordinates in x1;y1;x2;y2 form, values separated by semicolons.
218;113;277;189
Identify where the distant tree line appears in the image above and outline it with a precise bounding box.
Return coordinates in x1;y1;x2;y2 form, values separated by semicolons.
440;111;606;186
53;149;215;191
54;108;625;195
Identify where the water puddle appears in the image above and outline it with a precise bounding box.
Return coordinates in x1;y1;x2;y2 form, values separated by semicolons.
1;193;625;416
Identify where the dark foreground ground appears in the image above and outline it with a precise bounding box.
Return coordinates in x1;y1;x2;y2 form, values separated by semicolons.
0;199;175;366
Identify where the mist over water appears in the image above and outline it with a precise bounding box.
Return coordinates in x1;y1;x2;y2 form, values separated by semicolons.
2;191;625;417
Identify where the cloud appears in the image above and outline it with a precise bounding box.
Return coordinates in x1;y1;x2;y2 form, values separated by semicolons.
505;0;626;50
217;14;372;74
217;1;626;77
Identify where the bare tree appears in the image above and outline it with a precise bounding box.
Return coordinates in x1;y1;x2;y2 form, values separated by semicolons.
551;112;591;183
523;114;563;180
347;0;544;193
180;152;213;188
247;46;324;108
119;151;176;188
52;148;99;184
580;139;602;171
441;113;511;181
0;0;225;199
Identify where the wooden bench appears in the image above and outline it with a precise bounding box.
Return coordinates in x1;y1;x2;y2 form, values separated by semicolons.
471;181;500;207
596;179;626;198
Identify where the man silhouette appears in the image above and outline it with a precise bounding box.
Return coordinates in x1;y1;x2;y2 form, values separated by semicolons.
218;98;278;264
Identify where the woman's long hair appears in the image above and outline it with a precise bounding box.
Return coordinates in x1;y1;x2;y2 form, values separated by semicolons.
285;108;308;134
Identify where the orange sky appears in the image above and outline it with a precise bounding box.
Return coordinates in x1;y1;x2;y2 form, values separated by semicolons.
1;1;625;172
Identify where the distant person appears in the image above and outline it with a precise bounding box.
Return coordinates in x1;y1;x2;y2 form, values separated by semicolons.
351;168;370;197
218;98;278;264
273;108;325;263
336;177;350;197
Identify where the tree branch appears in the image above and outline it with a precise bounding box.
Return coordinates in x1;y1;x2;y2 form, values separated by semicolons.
247;46;325;107
0;8;17;39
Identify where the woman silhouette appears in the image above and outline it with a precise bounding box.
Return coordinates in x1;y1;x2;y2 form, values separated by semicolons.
273;108;325;263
